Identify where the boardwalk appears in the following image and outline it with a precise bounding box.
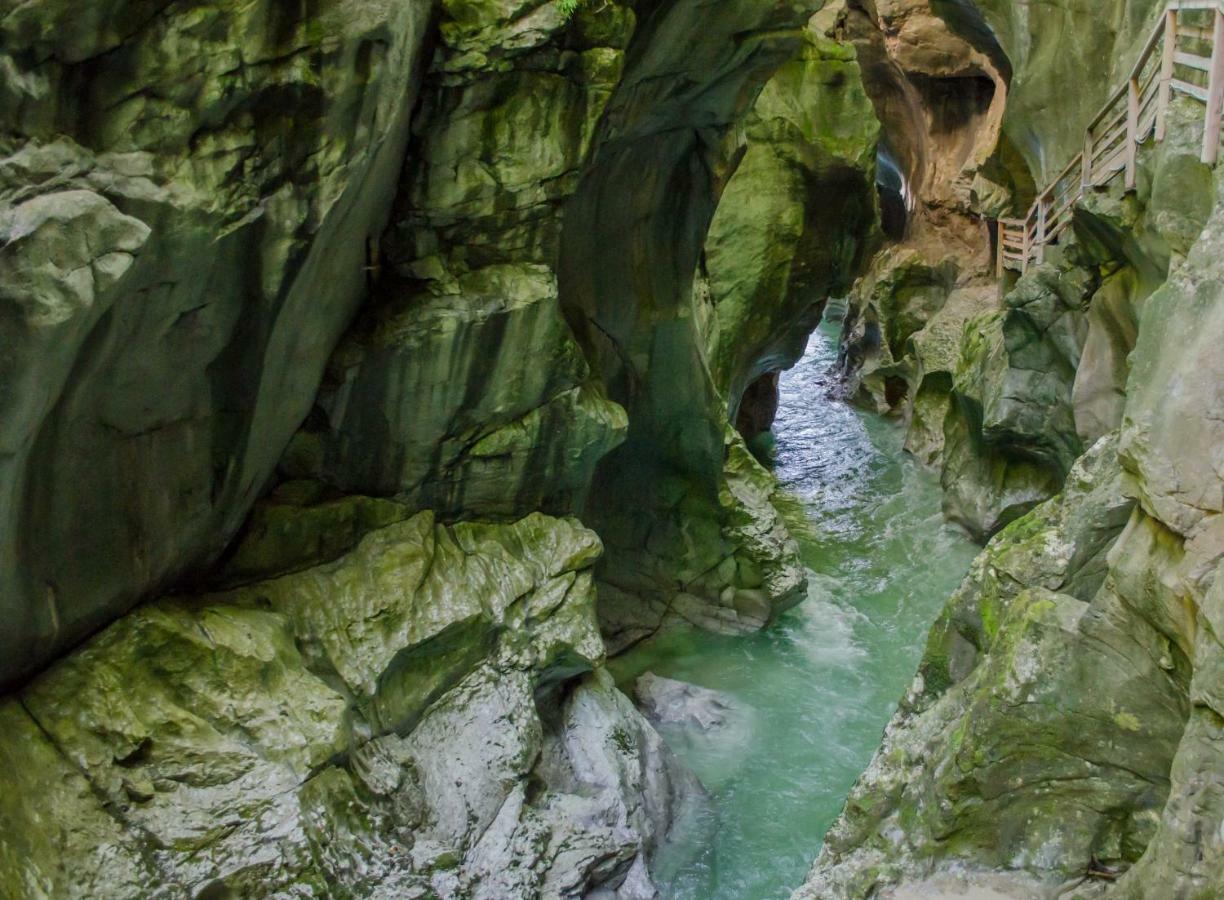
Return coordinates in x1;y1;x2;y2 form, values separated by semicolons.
997;0;1224;276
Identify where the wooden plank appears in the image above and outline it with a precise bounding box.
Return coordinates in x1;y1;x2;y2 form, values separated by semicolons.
1051;194;1077;219
1176;25;1215;41
1036;201;1048;264
992;1;1224;283
1092;107;1130;154
996;220;1005;278
1131;12;1172;82
1173;77;1210;99
1092;147;1128;185
1175;25;1214;41
1176;50;1213;69
1086;83;1129;132
1172;1;1224;13
1204;8;1224;164
1159;9;1179;139
1092;119;1129;169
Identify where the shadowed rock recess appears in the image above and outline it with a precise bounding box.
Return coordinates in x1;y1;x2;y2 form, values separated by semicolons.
1;0;1222;897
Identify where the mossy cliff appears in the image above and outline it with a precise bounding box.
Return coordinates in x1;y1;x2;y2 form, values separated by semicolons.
567;13;882;650
828;0;1212;542
0;0;435;691
799;19;1224;900
0;0;884;895
1;507;705;896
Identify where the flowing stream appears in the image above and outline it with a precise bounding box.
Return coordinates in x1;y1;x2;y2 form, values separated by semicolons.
609;319;981;899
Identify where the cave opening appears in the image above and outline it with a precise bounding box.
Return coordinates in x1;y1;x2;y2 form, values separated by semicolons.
876;144;910;241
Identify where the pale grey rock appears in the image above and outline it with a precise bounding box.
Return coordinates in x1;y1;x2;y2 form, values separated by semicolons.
634;673;742;733
0;0;435;687
0;510;700;897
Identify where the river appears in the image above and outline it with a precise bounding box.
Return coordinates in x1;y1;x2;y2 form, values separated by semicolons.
609;319;981;899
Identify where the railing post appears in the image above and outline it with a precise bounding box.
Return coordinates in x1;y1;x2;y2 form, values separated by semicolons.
1021;218;1030;274
1156;8;1177;142
1036;200;1047;265
996;221;1004;279
1082;130;1093;188
1126;75;1141;188
1204;7;1224;165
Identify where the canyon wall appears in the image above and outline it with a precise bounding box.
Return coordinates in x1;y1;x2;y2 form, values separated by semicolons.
0;0;434;689
803;1;1224;893
0;0;885;895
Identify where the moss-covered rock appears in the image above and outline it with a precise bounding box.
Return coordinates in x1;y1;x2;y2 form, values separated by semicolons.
801;441;1186;897
802;140;1224;900
0;0;437;689
0;507;701;897
292;263;627;519
703;32;880;415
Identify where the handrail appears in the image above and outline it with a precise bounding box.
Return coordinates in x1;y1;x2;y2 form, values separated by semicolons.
996;0;1224;276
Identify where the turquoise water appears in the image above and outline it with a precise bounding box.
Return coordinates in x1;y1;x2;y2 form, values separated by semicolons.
611;322;980;899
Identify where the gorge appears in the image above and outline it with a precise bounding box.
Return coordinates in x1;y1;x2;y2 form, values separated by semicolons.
1;0;1222;898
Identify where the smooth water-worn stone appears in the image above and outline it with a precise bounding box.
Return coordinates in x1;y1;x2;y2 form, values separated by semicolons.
0;509;697;897
798;433;1189;896
298;263;627;518
805;156;1224;898
703;31;880;415
836;249;957;416
0;0;434;687
563;3;880;644
634;673;744;733
903;283;999;464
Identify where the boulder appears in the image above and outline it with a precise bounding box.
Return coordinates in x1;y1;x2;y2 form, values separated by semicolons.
634;672;743;733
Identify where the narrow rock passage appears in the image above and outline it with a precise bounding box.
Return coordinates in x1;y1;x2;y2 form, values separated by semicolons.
609;317;980;899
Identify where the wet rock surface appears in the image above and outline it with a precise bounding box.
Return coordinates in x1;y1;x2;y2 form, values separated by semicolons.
0;511;696;897
800;149;1224;900
0;0;435;687
634;673;744;733
0;0;885;895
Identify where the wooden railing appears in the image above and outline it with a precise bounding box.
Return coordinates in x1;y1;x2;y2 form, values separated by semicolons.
997;0;1224;276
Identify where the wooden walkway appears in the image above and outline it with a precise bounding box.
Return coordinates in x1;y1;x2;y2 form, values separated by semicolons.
997;0;1224;276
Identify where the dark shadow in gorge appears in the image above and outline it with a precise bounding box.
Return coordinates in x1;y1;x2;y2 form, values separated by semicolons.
557;0;830;635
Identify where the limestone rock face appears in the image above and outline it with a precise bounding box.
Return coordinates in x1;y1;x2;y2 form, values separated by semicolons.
702;32;880;418
0;0;434;687
293;263;627;518
269;0;634;523
800;167;1224;900
826;0;1012;537
0;511;695;897
967;0;1167;185
936;257;1095;540
559;1;883;648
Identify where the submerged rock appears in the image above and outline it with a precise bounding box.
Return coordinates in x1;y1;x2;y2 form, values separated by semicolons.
634;673;743;733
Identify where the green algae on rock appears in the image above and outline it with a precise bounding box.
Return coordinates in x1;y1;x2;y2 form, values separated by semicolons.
0;510;700;897
0;0;437;688
800;136;1224;900
563;5;883;649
